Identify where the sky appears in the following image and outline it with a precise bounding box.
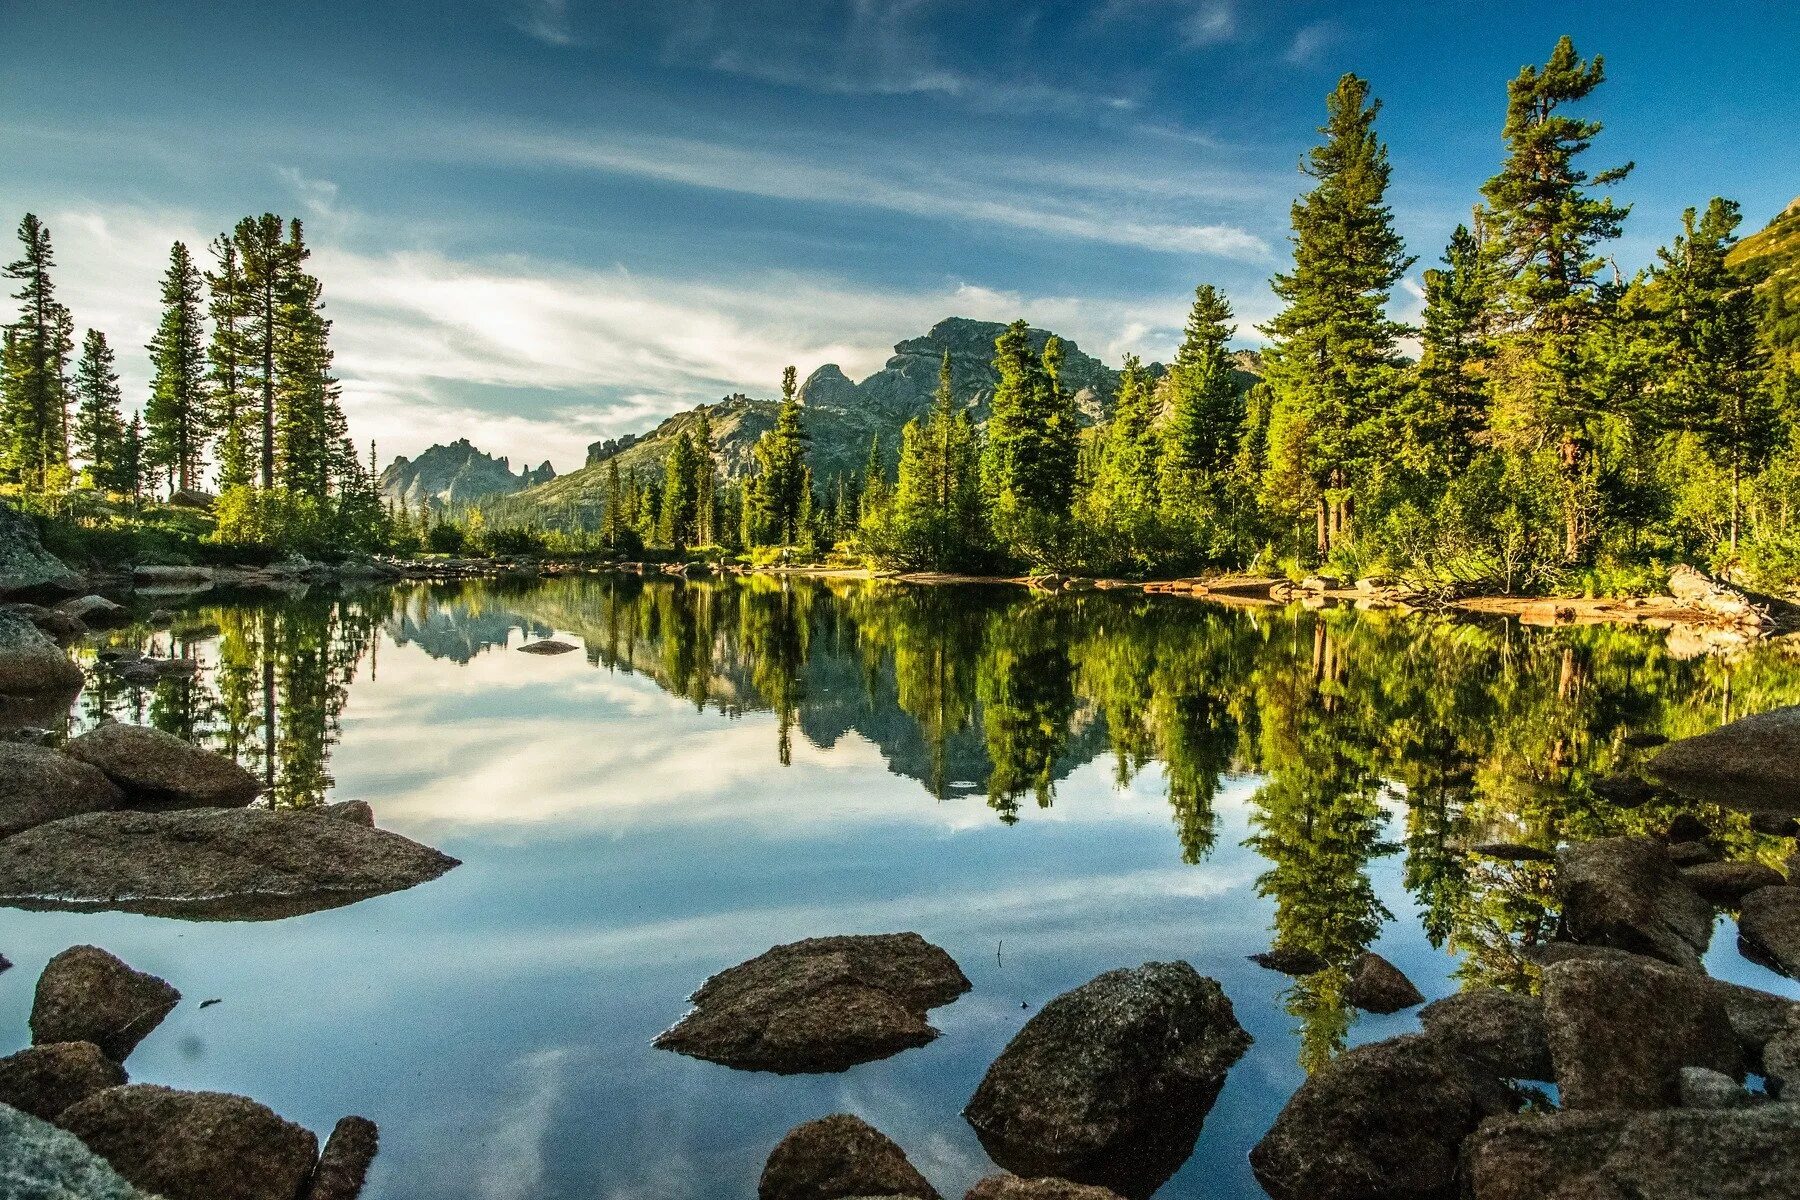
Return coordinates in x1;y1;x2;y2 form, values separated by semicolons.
2;0;1797;474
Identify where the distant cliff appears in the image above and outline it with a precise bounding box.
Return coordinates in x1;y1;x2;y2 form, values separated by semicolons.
379;438;555;512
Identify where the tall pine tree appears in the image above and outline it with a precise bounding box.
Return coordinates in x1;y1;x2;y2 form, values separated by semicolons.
748;366;811;547
72;328;127;491
982;320;1079;553
144;241;212;493
1;214;73;488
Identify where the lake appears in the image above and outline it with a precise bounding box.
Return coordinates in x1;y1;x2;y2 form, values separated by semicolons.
4;574;1798;1199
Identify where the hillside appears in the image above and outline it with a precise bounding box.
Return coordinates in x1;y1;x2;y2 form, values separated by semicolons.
1728;194;1800;361
488;317;1183;530
380;438;555;512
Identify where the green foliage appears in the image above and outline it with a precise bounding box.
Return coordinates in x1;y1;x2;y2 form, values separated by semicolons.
144;241;213;493
745;366;812;548
884;350;985;570
72;328;127;491
1;213;73;488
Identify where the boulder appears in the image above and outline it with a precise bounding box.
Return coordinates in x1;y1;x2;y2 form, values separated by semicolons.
964;962;1250;1196
1417;988;1551;1080
517;639;578;655
1651;704;1800;812
1468;842;1555;862
318;798;375;826
59;1084;319;1200
6;600;87;642
1664;812;1710;843
1465;1103;1800;1200
656;932;970;1073
65;723;261;809
1679;1066;1752;1108
1751;812;1799;837
1248;1033;1514;1200
0;808;460;920
0;608;82;696
57;594;127;628
1590;773;1657;807
1681;859;1786;906
1556;837;1712;970
963;1177;1123;1200
1736;884;1800;977
0;742;125;838
758;1114;939;1200
1247;945;1328;976
131;564;214;584
1343;952;1424;1014
31;946;180;1063
303;1115;380;1200
0;1101;156;1200
1762;1012;1800;1097
0;502;82;599
1667;839;1721;867
0;1041;127;1121
1542;955;1740;1111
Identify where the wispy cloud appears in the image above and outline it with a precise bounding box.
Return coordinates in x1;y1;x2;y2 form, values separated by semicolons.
511;0;575;46
1180;0;1239;48
1284;19;1338;66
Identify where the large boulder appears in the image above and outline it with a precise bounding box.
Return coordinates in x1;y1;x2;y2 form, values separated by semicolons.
964;961;1250;1197
1681;859;1786;906
31;945;181;1063
0;1041;127;1120
1762;1011;1800;1097
57;594;127;628
1556;836;1712;970
0;741;124;838
1651;704;1800;812
0;607;82;696
1465;1102;1800;1200
59;1084;320;1200
0;502;82;599
0;808;460;920
656;932;971;1073
65;723;262;809
1342;952;1423;1014
303;1115;380;1200
758;1113;939;1200
1736;885;1800;977
1417;988;1551;1081
1541;955;1741;1111
0;1101;156;1200
963;1177;1123;1200
1248;1033;1514;1200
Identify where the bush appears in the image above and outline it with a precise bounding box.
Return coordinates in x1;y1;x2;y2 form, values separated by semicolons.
424;522;466;555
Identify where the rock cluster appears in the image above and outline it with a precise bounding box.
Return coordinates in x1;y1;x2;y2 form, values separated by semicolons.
1651;702;1800;812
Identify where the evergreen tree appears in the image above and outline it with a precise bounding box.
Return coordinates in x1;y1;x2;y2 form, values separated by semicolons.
1259;74;1413;561
1;214;73;488
206;232;254;478
1163;285;1243;478
692;410;717;546
145;241;212;493
273;220;345;499
601;458;625;546
1652;198;1778;552
1085;353;1161;564
660;431;700;549
1480;36;1632;561
233;213;290;488
72;328;126;490
121;414;145;509
891;349;983;569
982;320;1079;556
748;365;811;547
1401;220;1496;479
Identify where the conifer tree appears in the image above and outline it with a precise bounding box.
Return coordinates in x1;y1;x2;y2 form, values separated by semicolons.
1407;220;1496;475
891;349;983;569
601;458;625;546
233;213;290;488
660;431;700;549
206;233;254;472
72;328;126;490
749;365;811;546
1164;285;1242;478
273;220;345;500
121;414;144;509
1;214;73;488
692;410;717;546
1479;36;1632;561
1259;74;1412;560
1653;198;1777;551
982;321;1079;547
144;241;212;493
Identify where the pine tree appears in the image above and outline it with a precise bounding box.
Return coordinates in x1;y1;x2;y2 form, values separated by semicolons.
1480;36;1632;561
1;214;73;488
982;321;1079;549
206;232;254;477
121;414;145;509
1408;219;1496;475
1259;74;1413;560
145;241;213;493
891;350;983;569
1653;198;1778;552
692;410;717;546
601;458;625;546
749;365;811;547
660;432;699;549
72;328;126;490
233;213;290;488
1164;285;1242;477
273;220;345;500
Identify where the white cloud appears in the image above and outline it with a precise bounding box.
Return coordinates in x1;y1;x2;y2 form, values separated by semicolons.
1284;20;1338;66
511;0;575;46
1180;0;1239;48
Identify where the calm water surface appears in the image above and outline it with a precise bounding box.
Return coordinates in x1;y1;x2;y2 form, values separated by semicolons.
4;575;1799;1199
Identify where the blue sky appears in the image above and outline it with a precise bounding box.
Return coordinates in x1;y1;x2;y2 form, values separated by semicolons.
3;0;1796;471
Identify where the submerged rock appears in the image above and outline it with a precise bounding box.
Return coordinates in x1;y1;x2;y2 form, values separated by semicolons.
0;808;460;920
1343;952;1424;1014
59;1084;320;1200
0;608;83;696
656;932;971;1073
0;742;124;838
1468;842;1555;862
31;946;181;1063
0;1041;127;1121
1247;945;1328;976
1249;1033;1514;1200
1418;988;1551;1081
0;1101;156;1200
1736;885;1800;977
1556;836;1712;970
303;1115;380;1200
1465;1103;1800;1200
758;1113;939;1200
57;594;127;627
1681;859;1786;906
65;723;262;809
1651;704;1800;812
964;961;1250;1197
963;1177;1123;1200
517;639;577;654
1542;955;1741;1111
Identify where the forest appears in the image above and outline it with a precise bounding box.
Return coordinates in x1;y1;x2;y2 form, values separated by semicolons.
4;37;1796;595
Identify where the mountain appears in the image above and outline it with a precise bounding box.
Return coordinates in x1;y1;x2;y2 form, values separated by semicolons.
489;317;1186;530
380;438;556;512
1728;195;1800;362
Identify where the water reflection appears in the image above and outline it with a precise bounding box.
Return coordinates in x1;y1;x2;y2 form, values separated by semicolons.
69;575;1800;1074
